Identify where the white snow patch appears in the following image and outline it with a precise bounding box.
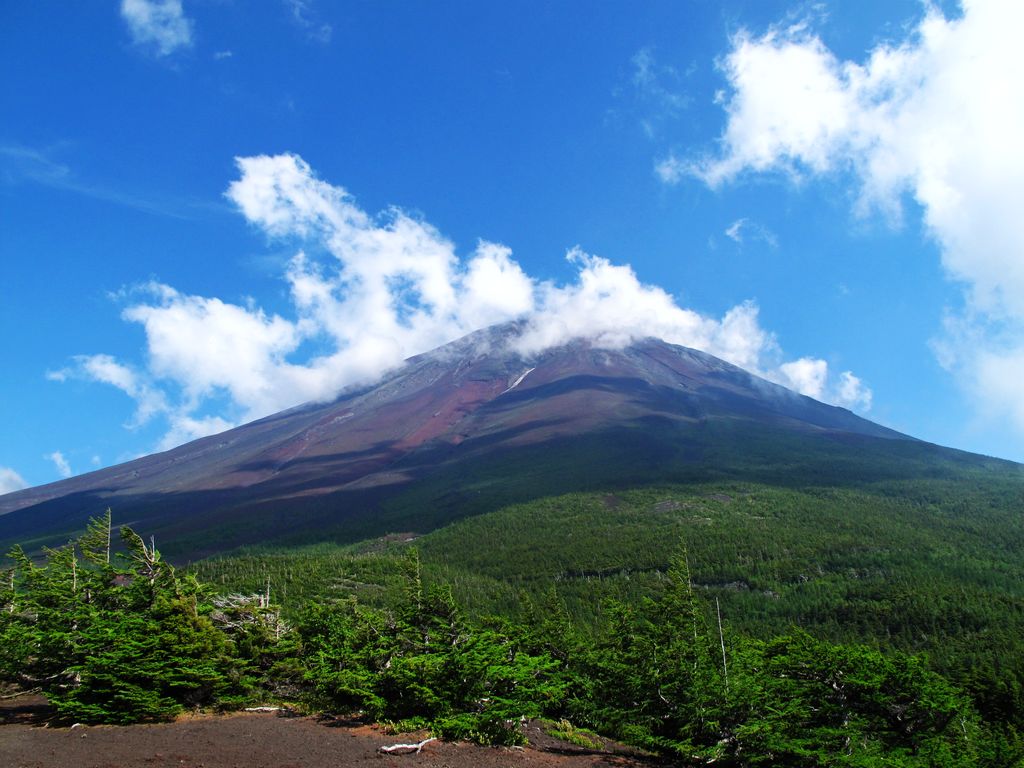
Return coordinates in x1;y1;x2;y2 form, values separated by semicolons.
503;367;535;394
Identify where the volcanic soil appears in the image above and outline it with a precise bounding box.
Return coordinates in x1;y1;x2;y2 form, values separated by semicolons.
0;696;656;768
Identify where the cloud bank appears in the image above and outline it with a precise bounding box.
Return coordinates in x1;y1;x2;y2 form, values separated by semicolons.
672;0;1024;435
56;153;869;450
121;0;194;57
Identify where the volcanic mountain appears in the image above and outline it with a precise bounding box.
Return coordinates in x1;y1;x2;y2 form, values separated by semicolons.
0;323;1006;558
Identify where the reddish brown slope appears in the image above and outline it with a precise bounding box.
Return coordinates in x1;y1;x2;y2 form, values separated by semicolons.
0;323;909;554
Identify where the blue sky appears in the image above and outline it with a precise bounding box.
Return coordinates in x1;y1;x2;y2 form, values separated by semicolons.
3;0;1022;492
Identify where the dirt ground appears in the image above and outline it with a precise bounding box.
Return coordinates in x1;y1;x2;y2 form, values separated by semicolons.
0;695;660;768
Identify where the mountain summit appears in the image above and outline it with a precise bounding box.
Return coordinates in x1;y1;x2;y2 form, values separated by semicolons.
0;323;985;558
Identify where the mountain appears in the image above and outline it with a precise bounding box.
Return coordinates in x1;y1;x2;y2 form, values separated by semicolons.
0;323;1012;558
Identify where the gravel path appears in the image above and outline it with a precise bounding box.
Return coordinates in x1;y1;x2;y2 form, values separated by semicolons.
0;696;655;768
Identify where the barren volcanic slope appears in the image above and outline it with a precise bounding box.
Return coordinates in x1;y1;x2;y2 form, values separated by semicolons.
0;323;999;558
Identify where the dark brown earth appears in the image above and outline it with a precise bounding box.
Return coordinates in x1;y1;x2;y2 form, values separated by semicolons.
0;696;657;768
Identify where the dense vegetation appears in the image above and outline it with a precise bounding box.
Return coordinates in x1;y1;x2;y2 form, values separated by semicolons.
0;513;251;722
194;482;1024;729
3;511;1023;766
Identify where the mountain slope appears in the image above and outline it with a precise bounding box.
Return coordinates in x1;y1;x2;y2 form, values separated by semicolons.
0;323;1012;557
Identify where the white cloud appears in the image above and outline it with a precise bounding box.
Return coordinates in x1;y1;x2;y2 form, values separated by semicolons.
778;358;871;411
689;26;855;187
684;0;1024;435
724;219;746;244
933;313;1024;434
513;250;784;378
58;153;870;451
45;451;72;479
835;371;872;412
158;414;237;452
655;155;686;184
458;242;536;329
779;357;827;399
124;288;303;420
121;0;194;57
49;353;167;427
724;218;778;248
0;467;28;495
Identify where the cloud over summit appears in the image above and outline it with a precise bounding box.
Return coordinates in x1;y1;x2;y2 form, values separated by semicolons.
57;154;870;450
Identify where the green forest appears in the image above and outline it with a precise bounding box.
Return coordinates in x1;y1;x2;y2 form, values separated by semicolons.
3;505;1024;767
194;481;1024;729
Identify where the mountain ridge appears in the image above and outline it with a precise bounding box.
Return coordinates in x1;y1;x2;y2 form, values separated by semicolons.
0;325;906;509
1;323;1010;558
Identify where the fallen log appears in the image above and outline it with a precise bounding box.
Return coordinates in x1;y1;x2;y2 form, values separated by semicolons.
378;737;437;755
0;687;43;700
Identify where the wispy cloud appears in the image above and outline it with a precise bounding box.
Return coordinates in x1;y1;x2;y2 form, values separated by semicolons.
121;0;194;57
632;48;690;110
681;0;1024;435
622;47;691;139
48;353;168;428
285;0;332;44
724;219;744;243
53;153;871;452
0;143;206;219
654;154;686;185
724;218;778;249
0;467;28;495
45;451;73;479
0;144;71;186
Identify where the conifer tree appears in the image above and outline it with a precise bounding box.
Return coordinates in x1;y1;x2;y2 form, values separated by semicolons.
0;515;246;723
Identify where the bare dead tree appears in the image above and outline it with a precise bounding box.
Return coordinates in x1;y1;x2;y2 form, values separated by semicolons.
210;591;291;640
1;568;14;614
80;509;113;567
716;597;729;696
